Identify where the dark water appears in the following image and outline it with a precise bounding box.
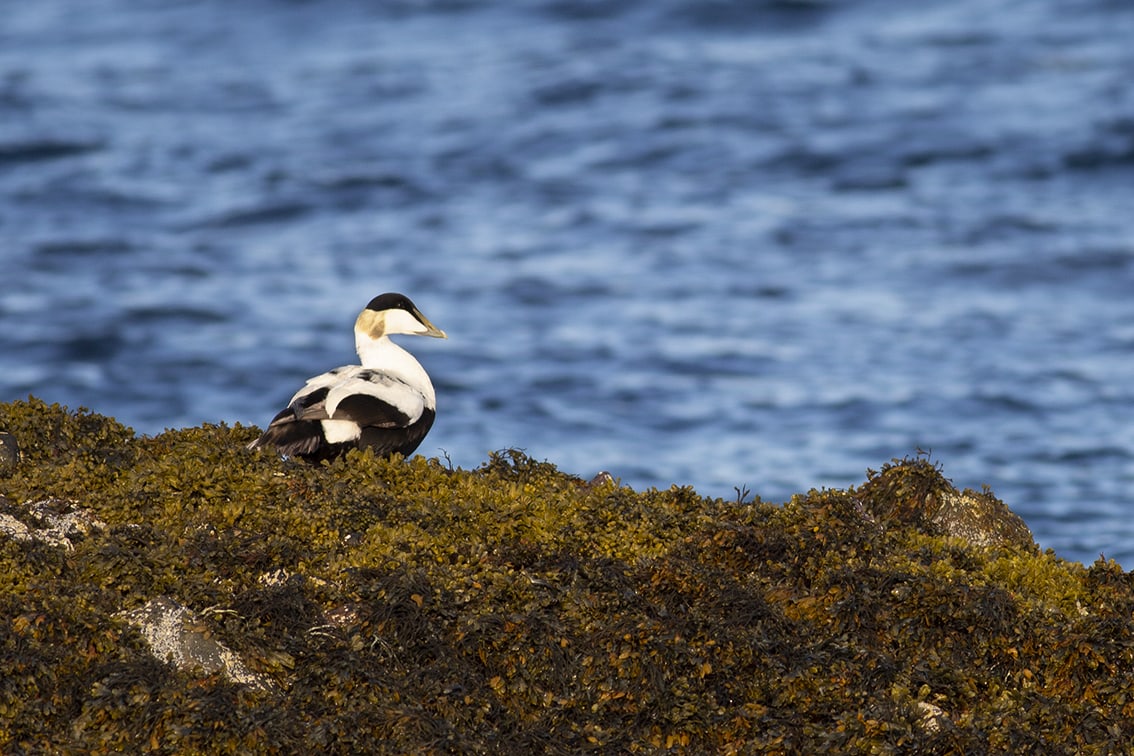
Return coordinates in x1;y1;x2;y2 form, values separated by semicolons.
3;0;1134;566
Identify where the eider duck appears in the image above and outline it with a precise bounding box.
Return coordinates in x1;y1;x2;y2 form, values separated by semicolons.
249;293;446;462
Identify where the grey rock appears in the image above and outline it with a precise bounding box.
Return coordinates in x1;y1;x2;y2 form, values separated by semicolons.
0;498;105;550
0;431;18;473
118;596;276;693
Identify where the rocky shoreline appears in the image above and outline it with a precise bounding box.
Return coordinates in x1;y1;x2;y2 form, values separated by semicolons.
1;397;1131;753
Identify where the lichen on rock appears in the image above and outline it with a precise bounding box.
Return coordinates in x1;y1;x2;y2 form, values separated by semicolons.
118;596;276;693
0;496;105;550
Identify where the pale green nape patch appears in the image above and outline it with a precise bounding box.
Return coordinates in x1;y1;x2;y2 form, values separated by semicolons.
354;307;387;340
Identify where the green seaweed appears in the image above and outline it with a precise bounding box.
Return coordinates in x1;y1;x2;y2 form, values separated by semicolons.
1;398;1133;754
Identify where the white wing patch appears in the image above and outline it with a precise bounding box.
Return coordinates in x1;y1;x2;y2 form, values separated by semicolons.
320;419;363;444
325;371;425;423
287;366;427;427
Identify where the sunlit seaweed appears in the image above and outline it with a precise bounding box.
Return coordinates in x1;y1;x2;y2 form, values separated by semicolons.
1;397;1131;754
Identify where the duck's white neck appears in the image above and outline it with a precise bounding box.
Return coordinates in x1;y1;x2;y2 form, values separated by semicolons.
355;332;435;401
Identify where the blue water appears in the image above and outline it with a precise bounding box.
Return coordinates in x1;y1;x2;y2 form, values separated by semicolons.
3;0;1134;567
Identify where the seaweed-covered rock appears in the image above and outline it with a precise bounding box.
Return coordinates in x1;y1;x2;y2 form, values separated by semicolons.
1;398;1132;754
859;456;1036;550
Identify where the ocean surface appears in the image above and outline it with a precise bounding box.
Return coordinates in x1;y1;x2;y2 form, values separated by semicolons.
3;0;1133;567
